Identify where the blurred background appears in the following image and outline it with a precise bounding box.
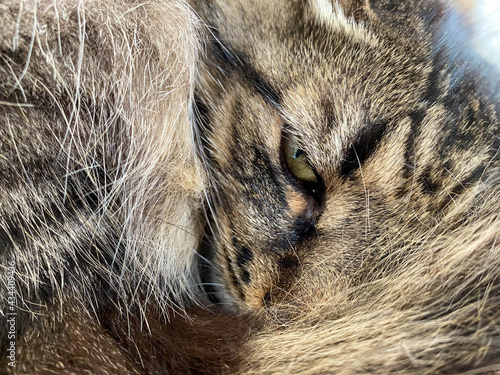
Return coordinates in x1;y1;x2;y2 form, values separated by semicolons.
457;0;500;67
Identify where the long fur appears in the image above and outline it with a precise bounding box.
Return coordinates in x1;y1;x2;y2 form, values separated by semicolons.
1;0;499;374
1;0;207;371
236;191;500;374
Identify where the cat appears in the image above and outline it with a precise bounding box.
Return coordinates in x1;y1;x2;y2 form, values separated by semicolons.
0;0;212;372
194;0;500;372
1;0;499;373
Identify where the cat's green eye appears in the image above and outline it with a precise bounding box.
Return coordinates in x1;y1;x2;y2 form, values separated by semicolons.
283;134;318;183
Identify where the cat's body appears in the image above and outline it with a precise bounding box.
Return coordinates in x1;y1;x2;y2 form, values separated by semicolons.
1;0;499;374
0;0;211;372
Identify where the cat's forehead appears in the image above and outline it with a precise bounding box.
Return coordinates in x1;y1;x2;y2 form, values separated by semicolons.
215;0;431;115
204;0;432;173
275;45;430;154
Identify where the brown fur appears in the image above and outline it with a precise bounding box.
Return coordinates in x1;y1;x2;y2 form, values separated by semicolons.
194;0;500;373
0;0;212;372
1;0;499;374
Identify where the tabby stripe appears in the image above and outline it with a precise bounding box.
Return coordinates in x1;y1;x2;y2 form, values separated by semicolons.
340;121;388;176
234;237;253;284
212;33;281;107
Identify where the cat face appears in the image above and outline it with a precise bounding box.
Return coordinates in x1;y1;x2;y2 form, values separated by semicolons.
194;0;498;315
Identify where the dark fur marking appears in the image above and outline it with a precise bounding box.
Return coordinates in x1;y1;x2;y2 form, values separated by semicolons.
432;165;485;214
242;143;288;210
241;269;251;284
420;166;440;195
291;215;318;242
223;111;289;221
395;108;427;198
226;122;283;197
278;253;300;270
234;239;253;269
270;215;318;254
211;34;281;107
404;109;426;177
234;237;254;284
441;105;477;155
396;59;446;198
340;122;388;176
449;165;485;197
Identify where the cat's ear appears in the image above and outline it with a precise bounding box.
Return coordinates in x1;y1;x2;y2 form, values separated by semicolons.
337;0;373;21
306;0;374;24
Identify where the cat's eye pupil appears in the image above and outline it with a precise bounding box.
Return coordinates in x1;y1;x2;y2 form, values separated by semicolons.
293;148;304;159
283;132;318;184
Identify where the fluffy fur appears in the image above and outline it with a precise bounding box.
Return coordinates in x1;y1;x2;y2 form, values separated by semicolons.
1;0;209;372
1;0;499;374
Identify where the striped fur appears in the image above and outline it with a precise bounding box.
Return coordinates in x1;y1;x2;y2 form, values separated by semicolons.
1;0;499;373
194;0;500;373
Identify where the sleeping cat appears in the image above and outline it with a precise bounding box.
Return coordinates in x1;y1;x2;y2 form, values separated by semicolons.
194;0;500;372
1;0;499;373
